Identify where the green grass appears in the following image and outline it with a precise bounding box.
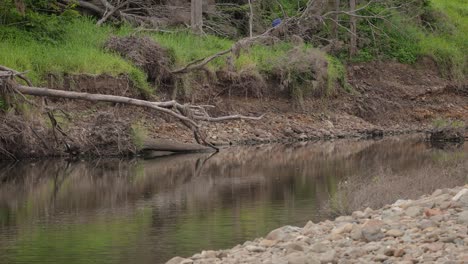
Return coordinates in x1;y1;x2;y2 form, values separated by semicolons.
150;32;233;69
350;0;467;80
0;15;150;93
0;8;353;99
420;0;468;80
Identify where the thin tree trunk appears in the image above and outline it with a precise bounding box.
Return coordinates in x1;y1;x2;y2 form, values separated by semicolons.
349;0;357;56
332;0;340;39
191;0;203;34
248;0;253;38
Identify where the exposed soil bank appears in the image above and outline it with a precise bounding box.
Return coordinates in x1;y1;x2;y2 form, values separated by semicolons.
0;61;466;159
166;185;468;264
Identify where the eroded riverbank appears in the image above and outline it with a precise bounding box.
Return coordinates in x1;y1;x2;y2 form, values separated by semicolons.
166;185;468;264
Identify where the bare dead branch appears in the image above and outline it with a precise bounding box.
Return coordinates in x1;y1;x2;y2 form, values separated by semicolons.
0;69;264;150
0;65;33;86
171;49;232;74
96;0;130;26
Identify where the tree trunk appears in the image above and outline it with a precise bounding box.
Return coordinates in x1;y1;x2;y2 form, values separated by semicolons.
349;0;357;56
248;0;253;38
191;0;203;34
332;0;340;39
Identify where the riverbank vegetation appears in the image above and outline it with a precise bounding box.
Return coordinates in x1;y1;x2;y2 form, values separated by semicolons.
1;0;465;92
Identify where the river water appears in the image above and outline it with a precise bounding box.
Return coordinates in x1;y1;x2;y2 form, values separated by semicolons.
0;136;466;264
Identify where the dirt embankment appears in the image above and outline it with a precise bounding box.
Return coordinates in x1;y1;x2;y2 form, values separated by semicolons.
0;59;467;159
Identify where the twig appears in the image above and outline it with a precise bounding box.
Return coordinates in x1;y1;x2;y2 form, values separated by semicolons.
96;0;130;26
171;49;232;74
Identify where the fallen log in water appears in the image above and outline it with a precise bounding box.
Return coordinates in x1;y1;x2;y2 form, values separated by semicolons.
140;139;214;153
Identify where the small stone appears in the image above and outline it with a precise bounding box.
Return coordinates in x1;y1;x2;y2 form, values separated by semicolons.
246;245;266;252
383;247;395;256
285;242;304;254
364;207;373;216
335;216;354;223
352;210;366;219
310;242;330;253
394;248;405;257
405;206;423;217
350;225;363;240
424;208;443;217
440;201;452;210
343;247;366;258
259;239;277;247
457;211;468;224
423;242;444;252
432;189;443;196
430;214;445;222
266;226;298;241
418;219;437;229
303;221;315;230
459;254;468;263
302;222;321;236
452;188;468;205
373;254;388;262
363;243;380;252
331;223;353;235
285;252;320;264
216;251;227;259
386;229;404;237
166;257;191;264
201;250;217;259
319;250;336;264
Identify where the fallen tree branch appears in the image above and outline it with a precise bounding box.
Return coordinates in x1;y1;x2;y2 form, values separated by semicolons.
171;49;232;74
0;70;264;151
0;65;33;86
97;0;130;26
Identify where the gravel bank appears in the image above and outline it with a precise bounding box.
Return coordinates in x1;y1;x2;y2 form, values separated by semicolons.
166;185;468;264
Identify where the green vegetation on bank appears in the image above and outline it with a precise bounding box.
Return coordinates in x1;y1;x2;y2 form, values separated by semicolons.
0;0;466;99
0;11;150;91
350;0;467;80
421;0;467;79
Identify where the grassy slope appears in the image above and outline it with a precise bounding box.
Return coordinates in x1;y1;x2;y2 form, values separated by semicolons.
0;17;149;90
420;0;467;79
0;0;465;94
354;0;467;80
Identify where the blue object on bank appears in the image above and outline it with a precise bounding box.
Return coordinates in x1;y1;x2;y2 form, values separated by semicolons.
272;18;282;28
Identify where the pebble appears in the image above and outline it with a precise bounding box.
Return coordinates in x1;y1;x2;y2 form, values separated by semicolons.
386;229;404;237
405;206;423;217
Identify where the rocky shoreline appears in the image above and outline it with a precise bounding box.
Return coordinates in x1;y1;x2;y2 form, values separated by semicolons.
166;185;468;264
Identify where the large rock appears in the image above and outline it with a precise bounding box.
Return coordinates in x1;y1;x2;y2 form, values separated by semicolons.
361;220;385;242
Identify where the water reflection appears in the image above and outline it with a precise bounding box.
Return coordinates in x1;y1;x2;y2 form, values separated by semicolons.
0;137;466;264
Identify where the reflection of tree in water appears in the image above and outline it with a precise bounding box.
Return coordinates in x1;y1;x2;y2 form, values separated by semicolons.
0;136;466;264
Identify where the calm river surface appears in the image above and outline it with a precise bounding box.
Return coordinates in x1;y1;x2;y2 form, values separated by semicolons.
0;136;466;264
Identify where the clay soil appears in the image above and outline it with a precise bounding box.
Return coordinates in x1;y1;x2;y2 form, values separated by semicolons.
0;60;467;159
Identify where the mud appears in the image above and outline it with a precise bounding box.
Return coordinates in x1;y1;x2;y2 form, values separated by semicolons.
0;60;466;159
